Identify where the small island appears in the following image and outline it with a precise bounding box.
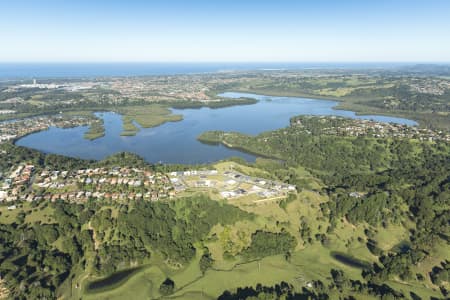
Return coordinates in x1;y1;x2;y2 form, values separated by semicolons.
84;117;106;140
118;104;183;136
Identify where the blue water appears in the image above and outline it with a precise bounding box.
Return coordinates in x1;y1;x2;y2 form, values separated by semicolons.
16;92;417;164
0;62;409;79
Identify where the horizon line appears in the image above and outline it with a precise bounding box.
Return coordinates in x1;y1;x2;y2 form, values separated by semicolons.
1;61;450;64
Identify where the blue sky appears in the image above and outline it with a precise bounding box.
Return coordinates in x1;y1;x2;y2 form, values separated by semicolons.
1;0;449;62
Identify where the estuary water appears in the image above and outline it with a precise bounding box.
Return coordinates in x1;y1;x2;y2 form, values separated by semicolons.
16;92;417;164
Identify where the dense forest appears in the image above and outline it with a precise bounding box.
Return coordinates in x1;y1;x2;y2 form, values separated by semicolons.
0;192;253;298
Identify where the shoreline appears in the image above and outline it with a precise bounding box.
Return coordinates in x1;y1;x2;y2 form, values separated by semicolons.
222;90;420;126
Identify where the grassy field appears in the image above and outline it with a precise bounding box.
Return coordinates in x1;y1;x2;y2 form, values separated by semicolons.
171;254;305;299
0;202;54;224
76;244;383;300
0;205;21;224
214;161;272;178
71;250;204;300
373;224;410;251
75;249;367;300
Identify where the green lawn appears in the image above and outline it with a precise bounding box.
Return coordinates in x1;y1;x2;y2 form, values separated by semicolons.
0;202;54;224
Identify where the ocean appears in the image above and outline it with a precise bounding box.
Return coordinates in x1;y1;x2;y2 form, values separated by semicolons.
0;62;409;79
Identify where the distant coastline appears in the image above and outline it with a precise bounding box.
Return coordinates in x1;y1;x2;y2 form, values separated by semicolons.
0;62;418;79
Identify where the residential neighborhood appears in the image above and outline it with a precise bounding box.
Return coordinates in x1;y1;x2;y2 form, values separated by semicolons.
0;115;92;143
1;165;175;204
291;116;450;142
1;164;296;205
